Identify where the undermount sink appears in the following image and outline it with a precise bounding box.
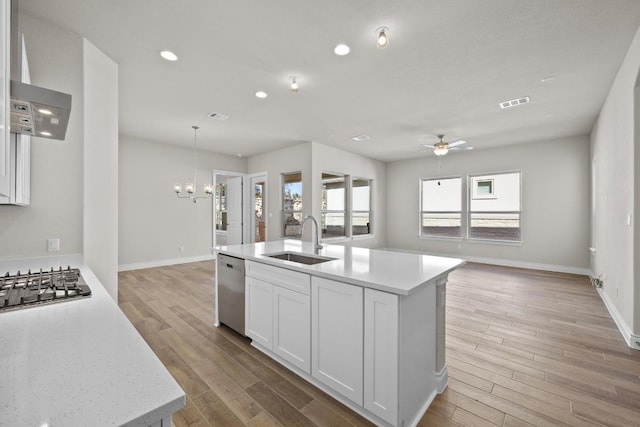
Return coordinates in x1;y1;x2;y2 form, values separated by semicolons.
265;251;336;265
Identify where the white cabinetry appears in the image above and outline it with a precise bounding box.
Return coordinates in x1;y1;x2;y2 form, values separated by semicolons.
311;276;363;406
245;276;273;349
0;0;10;199
273;285;310;372
245;261;311;373
364;288;398;424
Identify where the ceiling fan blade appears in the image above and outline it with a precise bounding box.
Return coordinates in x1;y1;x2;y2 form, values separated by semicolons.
448;139;467;147
421;144;436;149
450;146;474;151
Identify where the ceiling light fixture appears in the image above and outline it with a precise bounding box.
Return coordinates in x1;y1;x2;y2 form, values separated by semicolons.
159;50;178;61
376;27;389;49
351;134;370;141
255;91;268;99
499;96;530;109
173;125;213;203
289;76;299;93
433;142;449;156
334;44;350;56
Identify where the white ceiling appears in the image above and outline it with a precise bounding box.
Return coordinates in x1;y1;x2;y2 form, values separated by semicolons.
19;0;640;162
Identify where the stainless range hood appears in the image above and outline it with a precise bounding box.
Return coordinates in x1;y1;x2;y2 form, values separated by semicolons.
9;0;72;141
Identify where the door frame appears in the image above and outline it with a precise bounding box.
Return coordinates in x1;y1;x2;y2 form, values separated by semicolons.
212;169;245;250
247;172;268;244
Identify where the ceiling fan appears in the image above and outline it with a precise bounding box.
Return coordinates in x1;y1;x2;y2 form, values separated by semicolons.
422;134;473;156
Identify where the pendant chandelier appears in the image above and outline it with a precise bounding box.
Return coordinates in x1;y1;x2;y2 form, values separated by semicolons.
173;125;213;203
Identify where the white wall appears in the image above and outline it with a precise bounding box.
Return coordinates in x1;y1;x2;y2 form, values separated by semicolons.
118;137;246;268
387;136;590;272
310;142;387;249
247;142;312;242
0;14;83;259
83;39;118;300
590;25;640;340
247;141;387;248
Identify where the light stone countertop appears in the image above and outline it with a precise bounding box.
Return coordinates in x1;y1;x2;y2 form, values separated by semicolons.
0;254;185;427
217;240;465;295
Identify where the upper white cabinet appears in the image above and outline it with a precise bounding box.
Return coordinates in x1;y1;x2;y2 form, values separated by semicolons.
311;276;363;406
0;0;10;199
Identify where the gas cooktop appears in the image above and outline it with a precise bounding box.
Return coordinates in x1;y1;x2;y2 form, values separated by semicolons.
0;267;91;312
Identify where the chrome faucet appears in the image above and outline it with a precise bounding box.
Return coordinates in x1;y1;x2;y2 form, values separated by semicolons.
302;215;324;254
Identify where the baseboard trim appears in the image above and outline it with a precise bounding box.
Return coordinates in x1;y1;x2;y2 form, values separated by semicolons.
383;248;590;276
596;286;640;350
118;255;214;272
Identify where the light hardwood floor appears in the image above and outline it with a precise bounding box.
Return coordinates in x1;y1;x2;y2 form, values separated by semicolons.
118;261;640;427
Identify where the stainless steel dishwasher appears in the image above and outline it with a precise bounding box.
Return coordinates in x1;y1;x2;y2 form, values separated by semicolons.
217;253;245;335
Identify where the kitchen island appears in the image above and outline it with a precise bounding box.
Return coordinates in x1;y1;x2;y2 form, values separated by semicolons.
0;254;185;427
216;240;465;427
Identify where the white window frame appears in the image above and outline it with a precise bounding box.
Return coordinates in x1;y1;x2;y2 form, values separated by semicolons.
282;171;303;239
419;176;464;240
467;170;522;244
351;177;372;238
320;172;373;241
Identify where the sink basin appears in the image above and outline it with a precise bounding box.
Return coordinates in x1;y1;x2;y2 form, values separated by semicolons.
265;251;336;265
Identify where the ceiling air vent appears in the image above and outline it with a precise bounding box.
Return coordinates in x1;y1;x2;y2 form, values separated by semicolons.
208;112;229;121
499;96;530;109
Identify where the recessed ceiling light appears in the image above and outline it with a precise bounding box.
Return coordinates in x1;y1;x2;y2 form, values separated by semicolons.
237;153;243;157
159;50;178;61
255;91;268;99
334;44;350;56
38;108;53;115
40;131;52;137
351;134;370;141
499;96;530;109
541;76;556;84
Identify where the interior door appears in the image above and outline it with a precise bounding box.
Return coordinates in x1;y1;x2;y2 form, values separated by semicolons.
226;176;243;245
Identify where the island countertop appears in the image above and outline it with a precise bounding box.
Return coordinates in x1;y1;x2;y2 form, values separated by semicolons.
0;254;185;427
217;240;465;295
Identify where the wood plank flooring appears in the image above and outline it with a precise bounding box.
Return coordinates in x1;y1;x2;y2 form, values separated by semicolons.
118;261;640;427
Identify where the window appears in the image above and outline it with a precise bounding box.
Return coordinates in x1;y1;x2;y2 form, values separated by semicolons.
215;183;227;231
282;172;303;238
321;173;346;238
352;178;371;236
420;177;462;238
468;171;521;241
319;173;373;240
473;179;495;199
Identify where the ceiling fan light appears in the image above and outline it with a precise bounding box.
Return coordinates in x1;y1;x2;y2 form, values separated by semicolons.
433;146;449;156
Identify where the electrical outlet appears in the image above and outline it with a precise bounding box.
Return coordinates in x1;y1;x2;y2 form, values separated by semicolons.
47;238;60;252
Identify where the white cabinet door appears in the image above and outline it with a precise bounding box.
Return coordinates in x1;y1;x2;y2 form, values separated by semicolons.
273;286;311;373
364;288;398;424
245;277;273;349
311;277;363;405
0;0;10;199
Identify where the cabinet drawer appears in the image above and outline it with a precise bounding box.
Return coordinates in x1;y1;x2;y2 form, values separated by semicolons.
246;260;311;295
